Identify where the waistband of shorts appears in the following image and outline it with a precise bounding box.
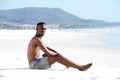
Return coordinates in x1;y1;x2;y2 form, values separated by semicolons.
29;57;47;64
29;58;38;64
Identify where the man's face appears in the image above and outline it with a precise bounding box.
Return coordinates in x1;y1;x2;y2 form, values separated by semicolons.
36;24;47;37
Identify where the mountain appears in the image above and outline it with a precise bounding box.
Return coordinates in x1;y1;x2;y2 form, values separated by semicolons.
0;7;106;25
0;7;120;29
0;7;84;25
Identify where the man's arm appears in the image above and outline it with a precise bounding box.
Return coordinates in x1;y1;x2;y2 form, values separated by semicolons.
42;47;58;57
47;47;58;53
35;38;57;56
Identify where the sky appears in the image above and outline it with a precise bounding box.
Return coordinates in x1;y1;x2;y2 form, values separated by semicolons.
0;0;120;22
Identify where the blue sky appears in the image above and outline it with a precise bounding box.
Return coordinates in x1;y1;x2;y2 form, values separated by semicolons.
0;0;120;22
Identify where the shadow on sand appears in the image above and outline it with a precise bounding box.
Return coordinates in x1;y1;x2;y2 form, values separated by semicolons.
0;68;29;70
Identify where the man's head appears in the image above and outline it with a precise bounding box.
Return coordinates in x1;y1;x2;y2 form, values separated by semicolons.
36;22;47;37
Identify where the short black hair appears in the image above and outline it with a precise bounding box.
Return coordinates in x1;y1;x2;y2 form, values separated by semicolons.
37;22;46;27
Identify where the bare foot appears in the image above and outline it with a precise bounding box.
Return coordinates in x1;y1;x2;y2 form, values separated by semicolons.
78;63;92;71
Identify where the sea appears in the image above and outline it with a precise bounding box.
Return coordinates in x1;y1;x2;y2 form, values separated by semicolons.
60;27;120;50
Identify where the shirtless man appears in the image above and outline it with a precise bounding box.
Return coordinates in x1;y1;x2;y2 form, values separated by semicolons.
27;22;92;71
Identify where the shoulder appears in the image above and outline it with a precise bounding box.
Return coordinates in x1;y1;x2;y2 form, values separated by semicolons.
32;37;43;45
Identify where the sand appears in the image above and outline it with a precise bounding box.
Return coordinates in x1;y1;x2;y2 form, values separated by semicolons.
0;29;120;80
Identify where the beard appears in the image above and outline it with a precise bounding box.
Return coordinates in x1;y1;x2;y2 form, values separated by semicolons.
36;32;45;37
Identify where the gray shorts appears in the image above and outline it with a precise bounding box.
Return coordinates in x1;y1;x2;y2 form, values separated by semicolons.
29;57;49;69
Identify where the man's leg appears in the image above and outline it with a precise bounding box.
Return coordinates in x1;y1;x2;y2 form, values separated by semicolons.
47;53;92;71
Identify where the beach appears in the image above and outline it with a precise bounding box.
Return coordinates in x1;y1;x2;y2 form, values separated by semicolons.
0;29;120;80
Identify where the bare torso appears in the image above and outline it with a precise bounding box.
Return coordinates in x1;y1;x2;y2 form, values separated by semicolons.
27;37;40;63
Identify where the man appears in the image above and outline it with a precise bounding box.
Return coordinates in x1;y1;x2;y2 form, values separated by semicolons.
27;22;92;71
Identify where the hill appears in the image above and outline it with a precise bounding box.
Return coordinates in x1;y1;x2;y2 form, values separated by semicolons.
0;7;120;29
0;7;85;25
